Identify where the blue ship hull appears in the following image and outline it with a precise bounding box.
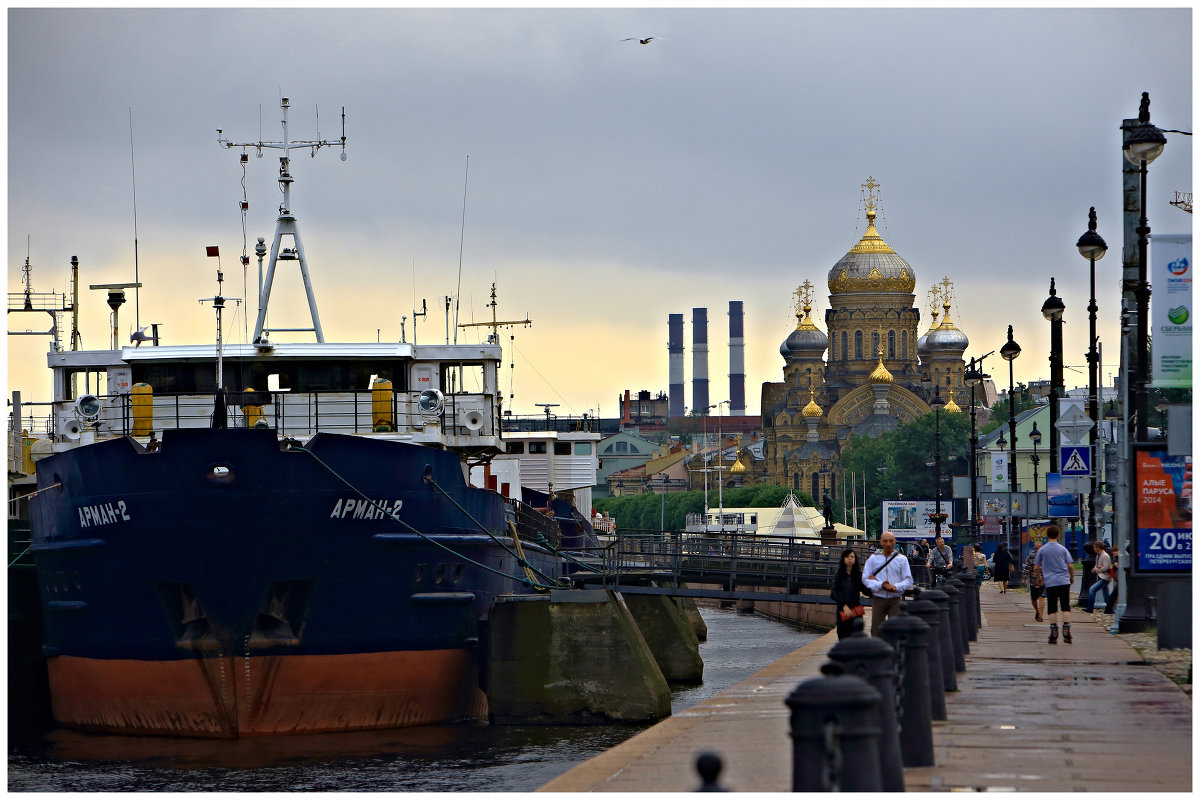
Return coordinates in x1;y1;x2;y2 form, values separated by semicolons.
28;428;562;737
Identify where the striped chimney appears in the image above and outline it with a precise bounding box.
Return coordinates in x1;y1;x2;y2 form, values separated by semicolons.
692;308;709;413
668;313;685;417
728;300;745;415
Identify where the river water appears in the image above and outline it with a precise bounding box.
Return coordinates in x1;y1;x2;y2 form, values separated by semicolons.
8;606;821;792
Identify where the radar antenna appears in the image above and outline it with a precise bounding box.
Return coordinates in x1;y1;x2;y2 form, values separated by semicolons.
217;97;347;345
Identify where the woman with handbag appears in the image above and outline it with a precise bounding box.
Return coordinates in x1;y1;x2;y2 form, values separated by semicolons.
831;547;867;639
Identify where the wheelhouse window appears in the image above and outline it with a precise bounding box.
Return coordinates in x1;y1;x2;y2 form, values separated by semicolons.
528;442;547;454
440;362;486;395
554;442;571;456
506;442;525;454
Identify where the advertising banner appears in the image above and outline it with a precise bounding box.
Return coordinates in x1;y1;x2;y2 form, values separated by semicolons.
1152;234;1192;388
882;500;953;540
1133;445;1192;574
1046;472;1080;518
990;451;1008;490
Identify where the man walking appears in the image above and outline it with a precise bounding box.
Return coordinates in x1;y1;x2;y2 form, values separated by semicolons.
863;532;914;636
1084;540;1114;613
1033;525;1075;644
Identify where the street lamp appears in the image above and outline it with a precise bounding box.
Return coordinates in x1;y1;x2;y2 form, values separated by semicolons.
964;354;991;545
1123;91;1167;442
1077;206;1108;540
1000;325;1022;552
1029;420;1042;493
929;383;946;539
1041;279;1065;472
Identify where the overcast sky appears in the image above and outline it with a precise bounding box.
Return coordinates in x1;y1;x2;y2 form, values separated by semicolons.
7;6;1193;417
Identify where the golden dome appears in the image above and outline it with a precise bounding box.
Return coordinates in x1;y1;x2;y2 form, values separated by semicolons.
827;179;916;295
801;386;823;418
869;353;894;385
943;396;962;413
730;457;746;474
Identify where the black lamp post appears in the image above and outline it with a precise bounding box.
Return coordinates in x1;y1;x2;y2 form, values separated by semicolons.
1077;206;1108;540
1029;420;1042;493
1123;92;1167;442
929;384;946;539
964;355;991;546
1041;279;1065;473
1000;326;1022;551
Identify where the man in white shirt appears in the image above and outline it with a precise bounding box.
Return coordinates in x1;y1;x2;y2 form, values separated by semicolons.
863;532;914;636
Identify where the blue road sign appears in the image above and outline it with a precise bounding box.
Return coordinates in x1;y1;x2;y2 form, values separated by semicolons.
1060;445;1091;476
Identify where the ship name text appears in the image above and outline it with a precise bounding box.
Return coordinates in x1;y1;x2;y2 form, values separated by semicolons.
77;500;130;528
330;498;403;520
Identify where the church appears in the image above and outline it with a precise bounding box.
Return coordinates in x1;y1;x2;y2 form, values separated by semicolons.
759;178;971;497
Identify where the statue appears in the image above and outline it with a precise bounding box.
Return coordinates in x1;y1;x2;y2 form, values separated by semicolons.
822;490;834;530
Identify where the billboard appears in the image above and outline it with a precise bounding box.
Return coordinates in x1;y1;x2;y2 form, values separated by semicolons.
1152;234;1192;388
1132;445;1192;574
1046;472;1080;518
882;500;954;540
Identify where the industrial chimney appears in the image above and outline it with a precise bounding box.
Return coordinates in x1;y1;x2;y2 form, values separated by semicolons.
728;300;745;415
692;308;709;414
668;313;685;417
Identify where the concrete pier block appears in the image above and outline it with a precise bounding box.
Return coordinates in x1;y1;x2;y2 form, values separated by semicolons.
487;590;671;724
675;596;708;642
623;593;704;685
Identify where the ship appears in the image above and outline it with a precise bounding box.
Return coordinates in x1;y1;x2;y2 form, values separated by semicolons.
13;97;601;738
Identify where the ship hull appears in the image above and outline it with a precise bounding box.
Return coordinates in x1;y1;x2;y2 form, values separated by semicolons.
29;428;559;738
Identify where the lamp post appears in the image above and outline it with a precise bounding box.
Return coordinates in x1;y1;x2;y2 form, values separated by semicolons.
1076;206;1108;540
1029;420;1042;493
964;354;991;545
1000;326;1021;552
1123;92;1167;442
929;383;945;539
1040;279;1065;472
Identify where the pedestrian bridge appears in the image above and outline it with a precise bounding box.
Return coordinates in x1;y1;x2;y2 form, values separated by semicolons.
580;531;932;604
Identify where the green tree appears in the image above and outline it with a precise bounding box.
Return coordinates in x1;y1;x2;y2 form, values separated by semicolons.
592;485;810;532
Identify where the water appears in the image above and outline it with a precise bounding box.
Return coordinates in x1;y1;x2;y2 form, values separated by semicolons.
8;606;820;792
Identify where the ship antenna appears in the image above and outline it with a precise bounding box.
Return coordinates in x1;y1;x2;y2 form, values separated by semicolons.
128;108;140;330
453;155;469;344
218;96;347;346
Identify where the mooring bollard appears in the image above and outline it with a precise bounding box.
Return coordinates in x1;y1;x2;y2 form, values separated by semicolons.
695;751;727;791
785;662;884;792
949;575;977;644
904;594;947;720
879;605;934;768
920;588;958;690
828;619;905;792
940;581;968;672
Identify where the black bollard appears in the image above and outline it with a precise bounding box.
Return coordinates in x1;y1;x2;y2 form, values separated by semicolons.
879;605;934;768
949;574;978;643
920;588;958;690
828;619;905;792
785;662;884;792
695;752;727;791
940;581;968;672
903;594;947;720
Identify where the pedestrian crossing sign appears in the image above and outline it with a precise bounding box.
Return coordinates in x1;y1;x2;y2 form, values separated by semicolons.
1060;445;1091;476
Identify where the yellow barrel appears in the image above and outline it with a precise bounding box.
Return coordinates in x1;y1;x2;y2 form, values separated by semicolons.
131;382;154;437
241;388;264;428
371;378;394;432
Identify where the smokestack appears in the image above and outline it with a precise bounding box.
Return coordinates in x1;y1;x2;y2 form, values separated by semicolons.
668;313;685;417
692;308;709;414
728;300;745;415
621;389;631;426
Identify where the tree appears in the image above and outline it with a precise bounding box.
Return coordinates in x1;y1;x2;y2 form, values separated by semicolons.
592;484;811;532
981;383;1037;434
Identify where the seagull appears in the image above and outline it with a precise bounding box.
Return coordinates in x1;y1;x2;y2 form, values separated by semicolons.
130;326;152;347
621;36;661;45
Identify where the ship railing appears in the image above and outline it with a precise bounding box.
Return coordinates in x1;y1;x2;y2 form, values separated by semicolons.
20;389;499;441
500;414;602;434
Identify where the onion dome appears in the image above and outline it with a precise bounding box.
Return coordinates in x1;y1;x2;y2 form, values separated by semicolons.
868;350;894;385
917;287;940;360
827;182;916;295
730;456;746;475
801;386;823;418
943;395;962;413
781;296;829;358
926;297;969;353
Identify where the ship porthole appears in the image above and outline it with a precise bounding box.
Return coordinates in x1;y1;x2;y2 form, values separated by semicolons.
206;463;235;485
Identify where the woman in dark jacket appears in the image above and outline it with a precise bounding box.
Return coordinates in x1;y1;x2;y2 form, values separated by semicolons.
992;542;1014;593
831;547;867;639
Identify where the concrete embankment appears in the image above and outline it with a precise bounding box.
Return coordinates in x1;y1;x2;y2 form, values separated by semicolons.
541;586;1192;792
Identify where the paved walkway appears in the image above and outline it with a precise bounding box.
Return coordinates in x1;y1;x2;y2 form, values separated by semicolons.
539;585;1192;792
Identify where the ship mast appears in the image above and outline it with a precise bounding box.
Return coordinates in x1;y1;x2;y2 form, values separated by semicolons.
217;97;347;345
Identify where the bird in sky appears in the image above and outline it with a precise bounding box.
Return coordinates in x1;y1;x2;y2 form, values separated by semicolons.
620;36;661;45
130;326;152;347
